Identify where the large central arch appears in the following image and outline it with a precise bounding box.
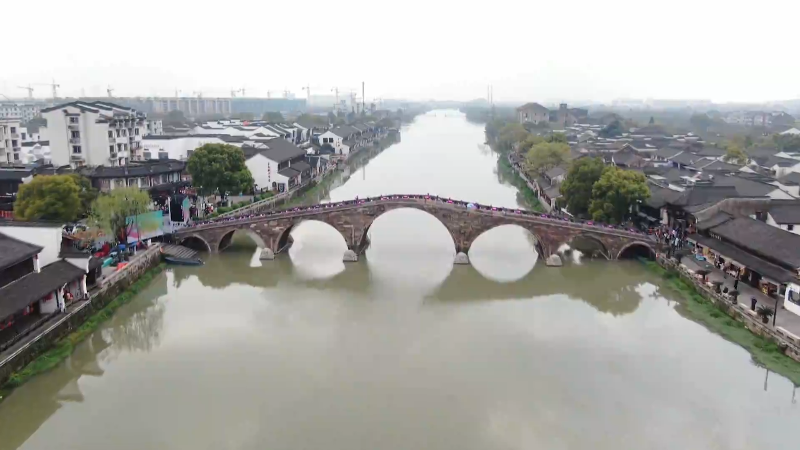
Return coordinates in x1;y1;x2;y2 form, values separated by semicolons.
354;205;460;255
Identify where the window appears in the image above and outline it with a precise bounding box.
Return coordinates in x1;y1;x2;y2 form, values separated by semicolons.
72;145;81;154
71;131;80;138
10;127;16;133
187;150;194;158
135;128;139;135
789;224;795;231
13;153;19;161
110;145;115;153
109;131;114;138
144;152;152;159
158;152;168;160
69;117;79;124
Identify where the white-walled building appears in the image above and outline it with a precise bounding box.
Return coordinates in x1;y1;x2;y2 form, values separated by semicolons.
244;138;310;192
0;118;23;163
40;101;148;168
0;103;40;121
141;135;227;161
318;125;359;156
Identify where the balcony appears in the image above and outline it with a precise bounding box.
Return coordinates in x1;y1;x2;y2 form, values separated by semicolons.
67;123;79;130
109;136;116;143
70;153;85;160
69;138;81;145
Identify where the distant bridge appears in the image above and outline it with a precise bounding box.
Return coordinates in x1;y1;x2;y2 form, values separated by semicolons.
174;195;657;263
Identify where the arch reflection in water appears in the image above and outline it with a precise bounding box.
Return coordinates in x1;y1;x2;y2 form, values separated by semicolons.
363;208;454;297
428;261;654;317
469;224;539;283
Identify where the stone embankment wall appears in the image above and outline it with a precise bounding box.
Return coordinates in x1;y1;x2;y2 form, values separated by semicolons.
0;245;163;384
658;256;800;362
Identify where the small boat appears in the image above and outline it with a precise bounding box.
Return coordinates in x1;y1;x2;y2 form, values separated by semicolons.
164;256;204;266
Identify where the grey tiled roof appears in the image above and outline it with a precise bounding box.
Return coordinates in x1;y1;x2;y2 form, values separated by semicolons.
710;217;800;268
0;260;85;320
0;232;42;272
767;203;800;224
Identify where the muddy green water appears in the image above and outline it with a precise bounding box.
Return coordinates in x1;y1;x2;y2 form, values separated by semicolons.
0;111;797;450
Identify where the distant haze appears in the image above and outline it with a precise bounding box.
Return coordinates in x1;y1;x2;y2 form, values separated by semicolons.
2;0;798;104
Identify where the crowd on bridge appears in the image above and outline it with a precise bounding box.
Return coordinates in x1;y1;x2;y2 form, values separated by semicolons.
182;195;653;238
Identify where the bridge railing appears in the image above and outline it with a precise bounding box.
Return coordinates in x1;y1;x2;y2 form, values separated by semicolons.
179;195;654;241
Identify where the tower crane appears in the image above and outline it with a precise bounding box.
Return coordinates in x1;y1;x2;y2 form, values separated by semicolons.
17;85;34;99
32;80;60;100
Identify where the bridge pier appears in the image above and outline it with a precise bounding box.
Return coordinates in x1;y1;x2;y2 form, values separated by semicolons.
453;252;470;265
343;249;358;262
259;248;275;260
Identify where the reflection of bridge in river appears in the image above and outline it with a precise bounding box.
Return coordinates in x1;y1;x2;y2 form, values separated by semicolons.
176;196;658;264
172;254;664;316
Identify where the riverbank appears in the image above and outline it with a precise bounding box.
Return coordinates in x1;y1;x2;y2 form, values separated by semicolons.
0;251;166;401
642;258;800;386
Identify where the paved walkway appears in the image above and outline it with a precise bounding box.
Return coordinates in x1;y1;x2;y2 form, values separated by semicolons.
682;257;800;336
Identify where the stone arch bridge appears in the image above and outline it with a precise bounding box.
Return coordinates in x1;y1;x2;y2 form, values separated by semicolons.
174;196;657;264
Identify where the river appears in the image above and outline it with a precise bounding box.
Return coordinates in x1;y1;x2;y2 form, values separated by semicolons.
0;111;797;450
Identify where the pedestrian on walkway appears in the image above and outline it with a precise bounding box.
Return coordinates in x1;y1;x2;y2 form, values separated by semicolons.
751;297;757;311
734;275;739;290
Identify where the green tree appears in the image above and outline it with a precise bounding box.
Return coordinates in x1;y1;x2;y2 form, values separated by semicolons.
519;134;545;153
773;134;800;152
723;144;749;165
90;187;151;244
547;132;568;143
14;175;81;222
497;123;528;151
163;110;186;126
69;174;99;218
600;120;624;138
589;167;650;224
524;142;570;174
690;113;712;130
297;113;329;127
559;157;605;217
187;144;254;200
262;111;285;122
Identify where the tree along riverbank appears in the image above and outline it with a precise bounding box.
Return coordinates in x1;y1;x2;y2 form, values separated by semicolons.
641;259;800;386
0;264;167;401
489;140;544;212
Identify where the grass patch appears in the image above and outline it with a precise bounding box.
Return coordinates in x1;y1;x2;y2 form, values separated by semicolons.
641;259;800;386
0;263;166;398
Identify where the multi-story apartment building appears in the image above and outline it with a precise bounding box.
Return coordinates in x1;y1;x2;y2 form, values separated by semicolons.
0;118;23;163
0;103;41;122
145;119;163;136
40;101;147;167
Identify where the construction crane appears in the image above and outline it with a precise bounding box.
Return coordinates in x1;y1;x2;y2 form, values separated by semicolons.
107;86;115;98
302;84;311;99
283;90;290;99
32;80;60;100
18;85;34;99
192;91;203;98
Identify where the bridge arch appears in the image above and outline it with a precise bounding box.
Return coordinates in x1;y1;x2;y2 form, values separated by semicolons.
355;205;458;255
616;241;656;260
469;223;547;259
179;234;213;253
217;228;267;252
275;219;350;254
562;233;611;260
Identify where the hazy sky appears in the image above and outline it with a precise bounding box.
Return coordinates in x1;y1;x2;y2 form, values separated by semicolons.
2;0;798;103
